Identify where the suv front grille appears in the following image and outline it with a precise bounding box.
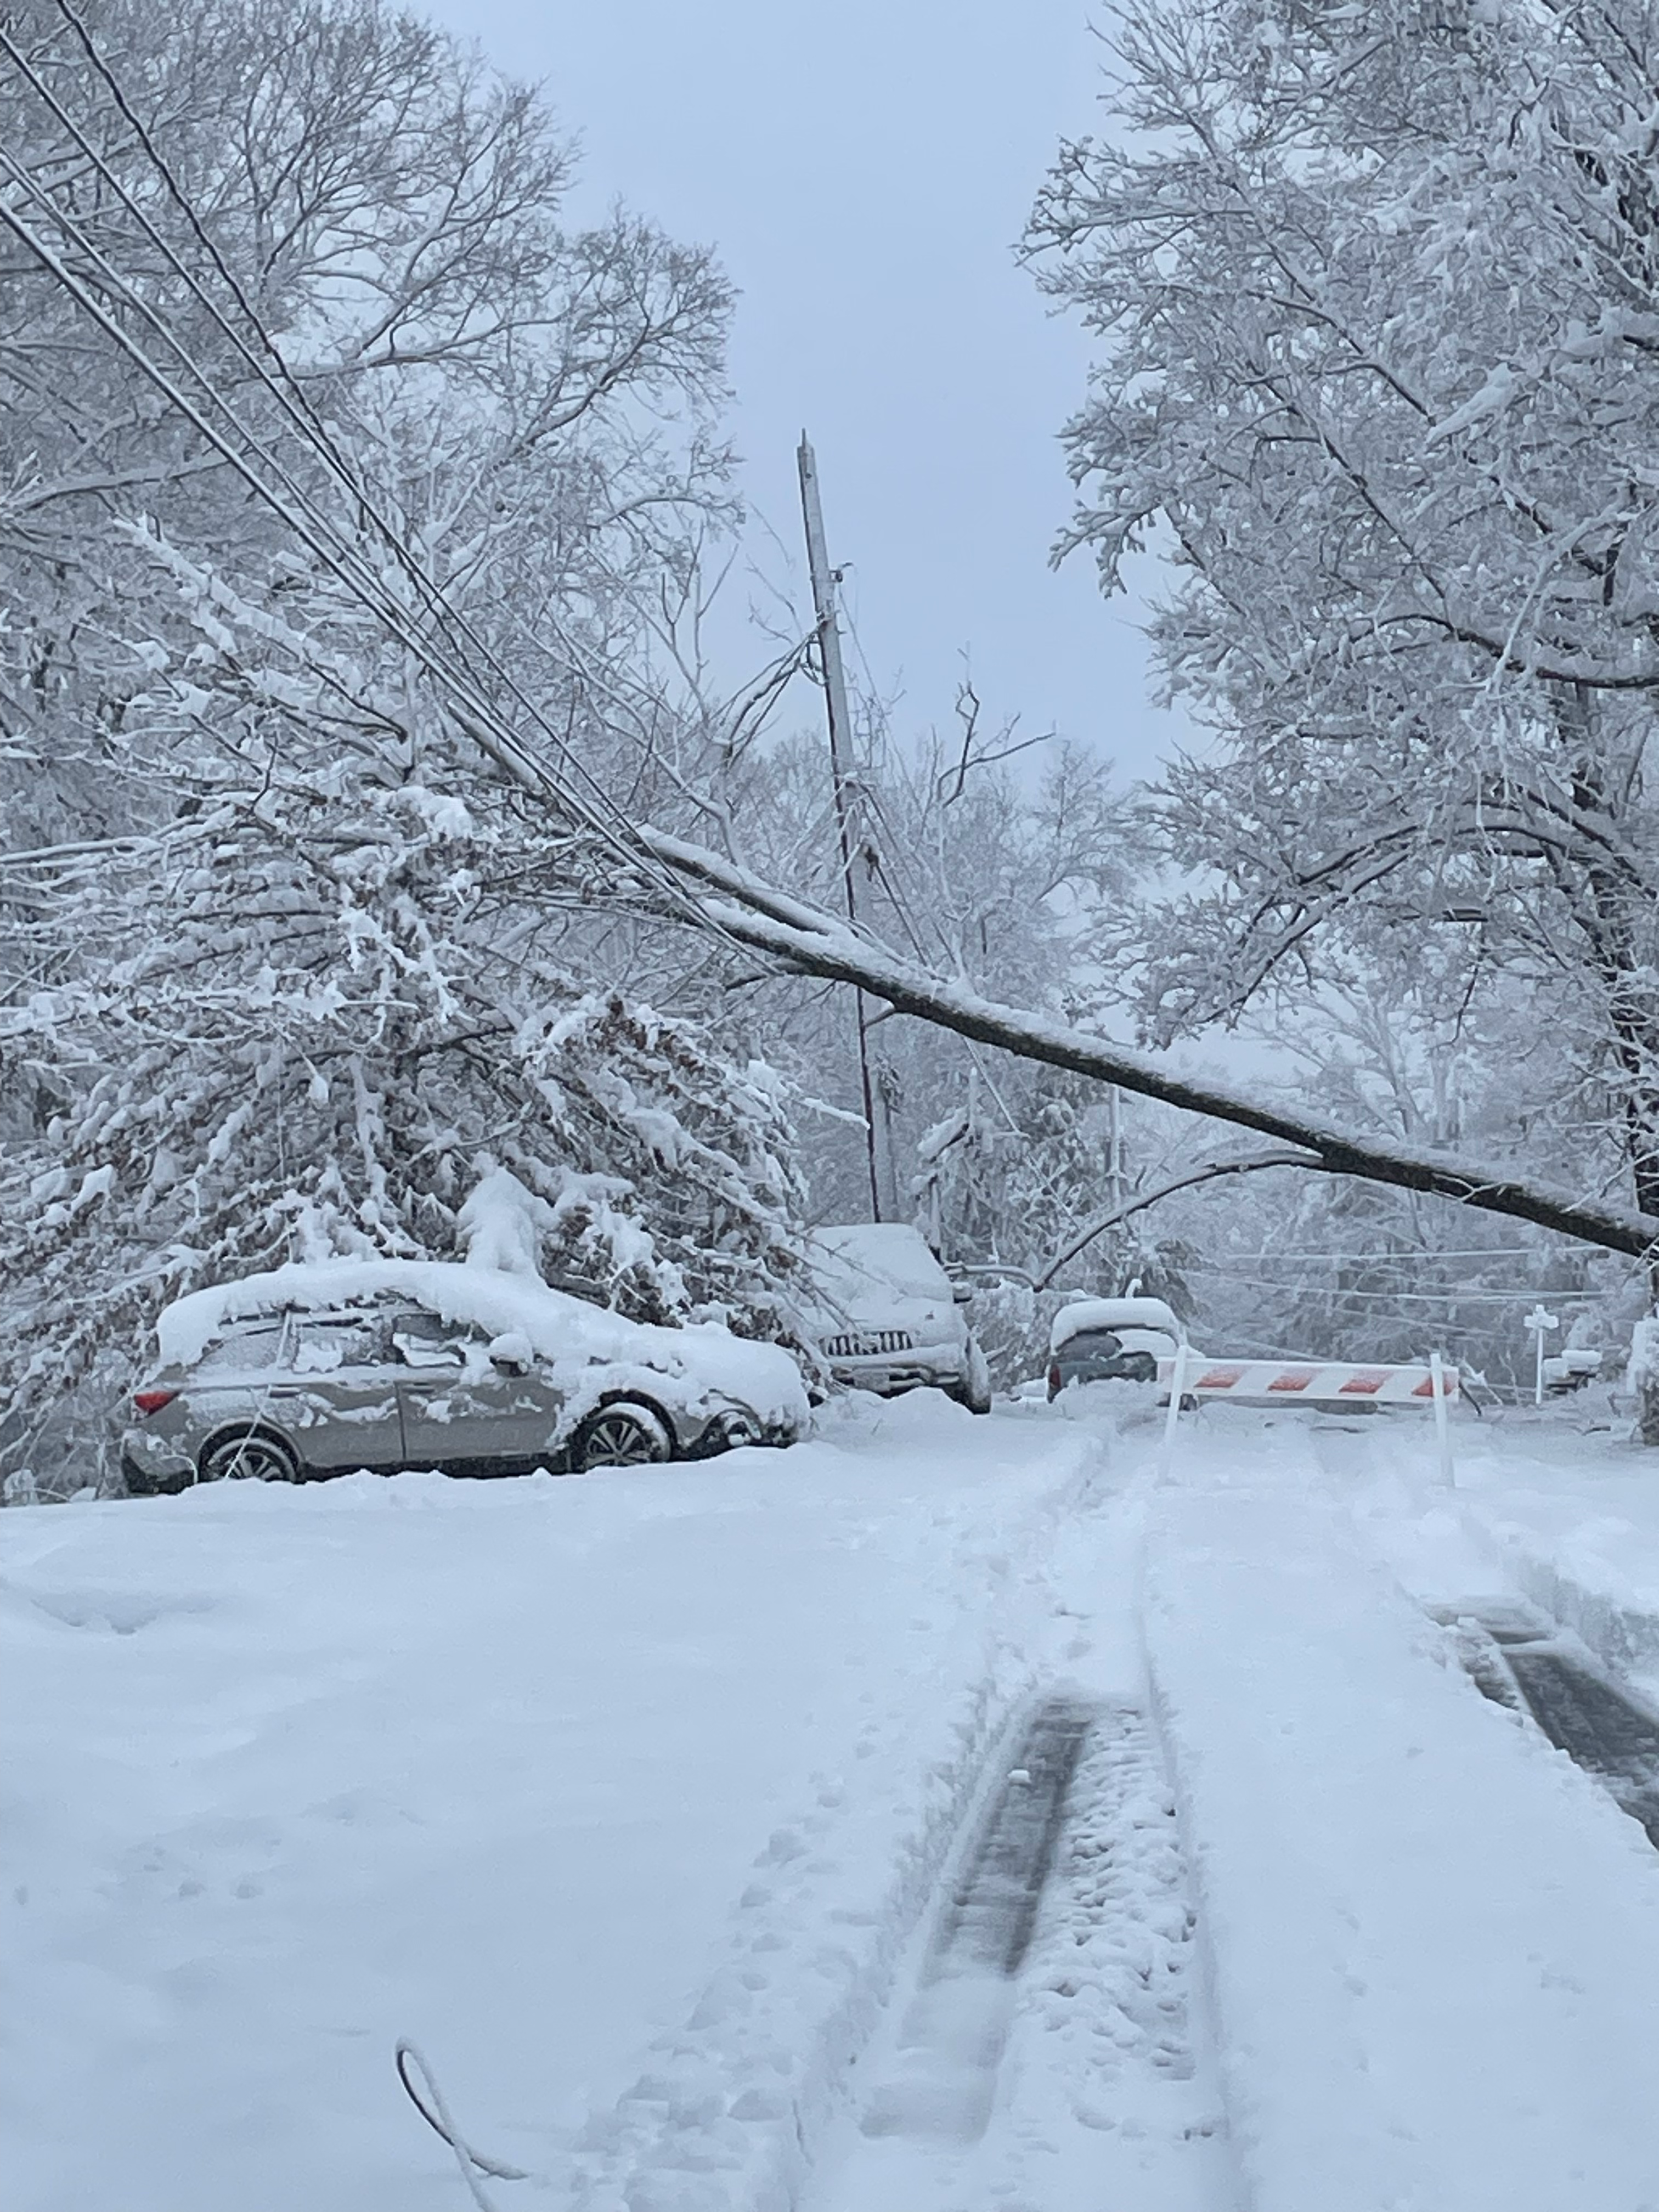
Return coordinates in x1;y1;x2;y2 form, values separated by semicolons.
823;1329;915;1359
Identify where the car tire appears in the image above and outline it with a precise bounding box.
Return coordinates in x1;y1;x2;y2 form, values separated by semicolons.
198;1430;300;1485
570;1401;673;1472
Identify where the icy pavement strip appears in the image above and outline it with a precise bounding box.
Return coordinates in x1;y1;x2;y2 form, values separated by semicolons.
1146;1414;1659;2212
0;1395;1102;2212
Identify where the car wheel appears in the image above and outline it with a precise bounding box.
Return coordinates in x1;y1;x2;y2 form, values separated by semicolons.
199;1431;299;1485
571;1402;673;1472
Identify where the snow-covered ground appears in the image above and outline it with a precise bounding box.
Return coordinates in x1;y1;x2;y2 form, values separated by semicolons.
6;1390;1659;2212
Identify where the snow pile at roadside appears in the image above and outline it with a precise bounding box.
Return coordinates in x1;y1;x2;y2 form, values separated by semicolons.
1144;1420;1659;2212
155;1258;808;1431
1449;1427;1659;1694
1330;1412;1659;1699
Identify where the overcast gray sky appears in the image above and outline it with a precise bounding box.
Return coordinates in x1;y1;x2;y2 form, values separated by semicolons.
423;0;1189;781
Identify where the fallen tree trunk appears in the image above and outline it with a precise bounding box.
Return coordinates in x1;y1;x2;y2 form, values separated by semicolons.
639;828;1659;1265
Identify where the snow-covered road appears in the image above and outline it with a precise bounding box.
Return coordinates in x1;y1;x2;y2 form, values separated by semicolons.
5;1394;1659;2211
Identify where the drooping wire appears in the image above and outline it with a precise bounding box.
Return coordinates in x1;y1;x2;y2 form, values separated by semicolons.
0;146;550;808
395;2040;528;2212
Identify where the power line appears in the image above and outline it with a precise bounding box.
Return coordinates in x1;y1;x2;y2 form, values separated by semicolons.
1184;1267;1599;1304
1203;1246;1571;1263
0;15;716;932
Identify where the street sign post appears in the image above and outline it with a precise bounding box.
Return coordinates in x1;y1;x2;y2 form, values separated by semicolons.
1523;1305;1560;1407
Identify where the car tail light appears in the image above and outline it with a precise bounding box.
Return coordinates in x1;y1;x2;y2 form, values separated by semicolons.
1047;1364;1062;1392
132;1389;178;1416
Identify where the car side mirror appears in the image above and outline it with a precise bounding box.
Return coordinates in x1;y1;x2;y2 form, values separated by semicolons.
952;1282;974;1304
487;1330;533;1376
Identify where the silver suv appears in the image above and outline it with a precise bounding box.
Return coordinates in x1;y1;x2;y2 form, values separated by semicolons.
122;1265;806;1493
797;1224;992;1413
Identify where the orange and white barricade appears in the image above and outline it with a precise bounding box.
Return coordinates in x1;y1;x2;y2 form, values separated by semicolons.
1155;1357;1457;1406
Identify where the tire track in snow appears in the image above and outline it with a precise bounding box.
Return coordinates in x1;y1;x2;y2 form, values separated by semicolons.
929;1695;1095;1978
559;1430;1117;2212
855;1694;1095;2146
807;1694;1234;2212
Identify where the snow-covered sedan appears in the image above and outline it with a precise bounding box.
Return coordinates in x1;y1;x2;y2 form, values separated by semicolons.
1046;1296;1185;1400
121;1259;809;1492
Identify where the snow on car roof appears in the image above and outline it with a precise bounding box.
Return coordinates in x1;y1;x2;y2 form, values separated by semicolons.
1049;1297;1183;1354
155;1259;808;1426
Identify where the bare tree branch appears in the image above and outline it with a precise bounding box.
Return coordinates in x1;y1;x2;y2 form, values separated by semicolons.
1030;1150;1330;1291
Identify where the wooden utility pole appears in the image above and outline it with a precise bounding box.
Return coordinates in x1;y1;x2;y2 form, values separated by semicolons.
797;433;896;1221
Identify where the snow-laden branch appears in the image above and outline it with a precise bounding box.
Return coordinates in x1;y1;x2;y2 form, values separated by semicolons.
638;828;1659;1262
1029;1152;1329;1291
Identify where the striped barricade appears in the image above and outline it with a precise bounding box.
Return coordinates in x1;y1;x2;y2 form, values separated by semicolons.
1155;1357;1456;1406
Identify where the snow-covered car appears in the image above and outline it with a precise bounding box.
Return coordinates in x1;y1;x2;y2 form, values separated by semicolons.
1047;1296;1184;1401
796;1223;992;1413
1542;1348;1604;1395
120;1259;809;1492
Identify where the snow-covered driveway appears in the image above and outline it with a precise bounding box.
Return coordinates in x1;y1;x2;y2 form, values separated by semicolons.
6;1395;1659;2212
1;1398;1105;2212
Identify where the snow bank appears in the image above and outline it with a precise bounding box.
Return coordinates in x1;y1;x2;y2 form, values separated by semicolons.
1144;1425;1659;2212
1448;1425;1659;1694
154;1258;808;1430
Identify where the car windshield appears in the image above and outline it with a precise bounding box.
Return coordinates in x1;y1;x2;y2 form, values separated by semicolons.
1056;1328;1125;1359
808;1226;950;1311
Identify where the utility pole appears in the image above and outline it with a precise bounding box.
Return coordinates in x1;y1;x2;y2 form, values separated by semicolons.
797;433;897;1221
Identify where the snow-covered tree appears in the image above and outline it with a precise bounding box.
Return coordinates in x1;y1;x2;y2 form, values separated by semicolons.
0;0;803;1493
1030;0;1659;1227
1149;965;1640;1386
724;703;1135;1247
